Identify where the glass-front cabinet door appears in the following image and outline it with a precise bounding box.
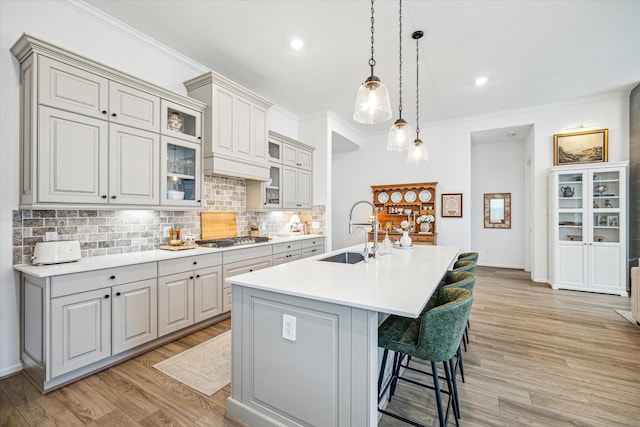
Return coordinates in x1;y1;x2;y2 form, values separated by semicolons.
591;169;620;244
161;136;201;207
556;171;584;242
264;162;282;208
160;100;202;144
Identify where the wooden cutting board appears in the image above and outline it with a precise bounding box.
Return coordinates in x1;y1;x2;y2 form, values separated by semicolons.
201;212;237;240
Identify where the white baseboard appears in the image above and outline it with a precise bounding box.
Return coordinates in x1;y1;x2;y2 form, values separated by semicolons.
0;362;23;379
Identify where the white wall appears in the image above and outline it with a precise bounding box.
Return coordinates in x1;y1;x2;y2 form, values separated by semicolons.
471;140;526;268
0;0;299;377
331;92;630;282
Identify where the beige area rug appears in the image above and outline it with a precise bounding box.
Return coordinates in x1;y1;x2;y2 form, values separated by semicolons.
153;331;231;396
615;310;640;329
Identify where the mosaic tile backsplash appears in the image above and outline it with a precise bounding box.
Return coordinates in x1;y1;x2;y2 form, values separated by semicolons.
13;174;325;264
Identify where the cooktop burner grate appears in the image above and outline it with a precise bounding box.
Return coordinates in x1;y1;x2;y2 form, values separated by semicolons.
196;236;269;248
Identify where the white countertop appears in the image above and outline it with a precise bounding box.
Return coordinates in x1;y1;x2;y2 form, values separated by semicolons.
226;244;459;317
14;234;324;278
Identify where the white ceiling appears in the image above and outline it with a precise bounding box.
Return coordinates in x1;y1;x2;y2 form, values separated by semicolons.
84;0;640;136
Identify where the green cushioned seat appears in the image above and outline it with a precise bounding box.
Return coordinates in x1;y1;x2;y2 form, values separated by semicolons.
451;259;476;273
457;252;479;262
378;288;473;427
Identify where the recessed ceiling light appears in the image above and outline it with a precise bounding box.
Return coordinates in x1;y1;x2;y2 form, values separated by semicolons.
290;38;304;50
474;76;488;86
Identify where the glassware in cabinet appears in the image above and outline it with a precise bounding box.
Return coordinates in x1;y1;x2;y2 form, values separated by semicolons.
161;136;201;206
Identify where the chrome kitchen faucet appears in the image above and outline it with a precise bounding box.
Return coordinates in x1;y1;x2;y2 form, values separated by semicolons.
348;200;379;261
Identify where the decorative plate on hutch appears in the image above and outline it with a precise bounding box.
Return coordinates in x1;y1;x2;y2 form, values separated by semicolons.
391;191;403;203
377;192;389;203
419;190;432;202
404;191;417;203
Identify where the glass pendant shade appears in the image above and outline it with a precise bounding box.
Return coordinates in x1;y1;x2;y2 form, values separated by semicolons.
353;77;392;124
387;118;414;151
407;139;429;164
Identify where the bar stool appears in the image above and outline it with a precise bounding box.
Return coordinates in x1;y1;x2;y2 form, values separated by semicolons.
378;288;473;427
457;252;478;262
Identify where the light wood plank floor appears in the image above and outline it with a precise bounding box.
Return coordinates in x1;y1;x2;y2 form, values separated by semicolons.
1;267;638;426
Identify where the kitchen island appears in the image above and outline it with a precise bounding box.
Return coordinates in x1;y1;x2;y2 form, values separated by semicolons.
225;244;458;426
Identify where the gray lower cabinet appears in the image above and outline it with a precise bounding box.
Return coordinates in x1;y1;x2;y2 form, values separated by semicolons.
158;253;223;336
222;245;273;313
300;237;325;259
24;262;158;388
272;240;303;265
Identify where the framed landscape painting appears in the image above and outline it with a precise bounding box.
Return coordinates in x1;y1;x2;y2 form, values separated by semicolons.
553;128;608;166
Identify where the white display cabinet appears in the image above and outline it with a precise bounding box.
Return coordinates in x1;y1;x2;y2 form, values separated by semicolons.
548;162;628;296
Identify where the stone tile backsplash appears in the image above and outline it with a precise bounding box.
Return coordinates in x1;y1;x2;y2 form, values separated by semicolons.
13;174;325;264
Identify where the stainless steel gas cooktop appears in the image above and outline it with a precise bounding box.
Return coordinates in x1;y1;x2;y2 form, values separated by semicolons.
196;236;269;248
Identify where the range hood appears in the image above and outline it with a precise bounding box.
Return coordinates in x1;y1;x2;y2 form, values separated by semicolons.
185;71;272;182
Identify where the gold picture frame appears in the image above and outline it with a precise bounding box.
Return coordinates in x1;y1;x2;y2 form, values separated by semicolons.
441;193;462;217
484;193;511;229
553;128;608;166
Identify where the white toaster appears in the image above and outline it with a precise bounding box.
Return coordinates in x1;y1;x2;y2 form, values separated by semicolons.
32;241;81;265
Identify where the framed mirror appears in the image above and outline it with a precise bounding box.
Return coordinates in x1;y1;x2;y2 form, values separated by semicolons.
484;193;511;229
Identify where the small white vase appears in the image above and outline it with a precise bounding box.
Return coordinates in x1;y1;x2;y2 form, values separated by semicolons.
400;231;412;247
420;222;431;233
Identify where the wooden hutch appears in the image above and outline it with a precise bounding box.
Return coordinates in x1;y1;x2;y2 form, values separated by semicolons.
369;182;438;245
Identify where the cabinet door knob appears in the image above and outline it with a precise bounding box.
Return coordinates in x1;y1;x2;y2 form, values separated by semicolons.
196;274;200;278
110;275;116;279
193;261;197;265
197;200;201;203
190;276;194;280
249;269;253;272
104;294;110;299
111;195;117;199
101;195;108;199
198;136;202;140
102;110;107;115
116;292;121;296
111;113;117;117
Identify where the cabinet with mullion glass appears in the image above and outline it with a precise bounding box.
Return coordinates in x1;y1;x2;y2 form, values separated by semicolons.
549;163;627;296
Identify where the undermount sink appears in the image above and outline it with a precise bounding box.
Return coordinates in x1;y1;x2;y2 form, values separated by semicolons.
319;251;368;264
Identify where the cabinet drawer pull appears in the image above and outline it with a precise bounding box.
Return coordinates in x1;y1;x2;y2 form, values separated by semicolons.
110;275;116;280
116;292;121;296
104;294;110;299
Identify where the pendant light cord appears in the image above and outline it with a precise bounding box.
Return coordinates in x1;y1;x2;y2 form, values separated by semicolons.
369;0;376;75
398;0;403;119
415;32;420;139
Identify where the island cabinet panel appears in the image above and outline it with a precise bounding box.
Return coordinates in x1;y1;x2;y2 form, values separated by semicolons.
229;287;374;426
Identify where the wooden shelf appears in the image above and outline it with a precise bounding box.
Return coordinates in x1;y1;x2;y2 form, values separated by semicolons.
371;182;438;245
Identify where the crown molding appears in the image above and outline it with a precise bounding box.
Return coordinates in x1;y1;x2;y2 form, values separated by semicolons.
61;0;208;75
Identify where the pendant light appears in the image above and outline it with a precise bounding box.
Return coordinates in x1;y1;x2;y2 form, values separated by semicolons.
353;0;392;125
407;30;429;164
387;0;413;151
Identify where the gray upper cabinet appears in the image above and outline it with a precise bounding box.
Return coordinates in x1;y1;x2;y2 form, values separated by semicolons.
248;131;314;211
184;72;272;181
11;34;205;209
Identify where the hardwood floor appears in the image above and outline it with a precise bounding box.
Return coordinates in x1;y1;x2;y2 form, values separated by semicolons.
1;267;638;426
379;267;640;427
